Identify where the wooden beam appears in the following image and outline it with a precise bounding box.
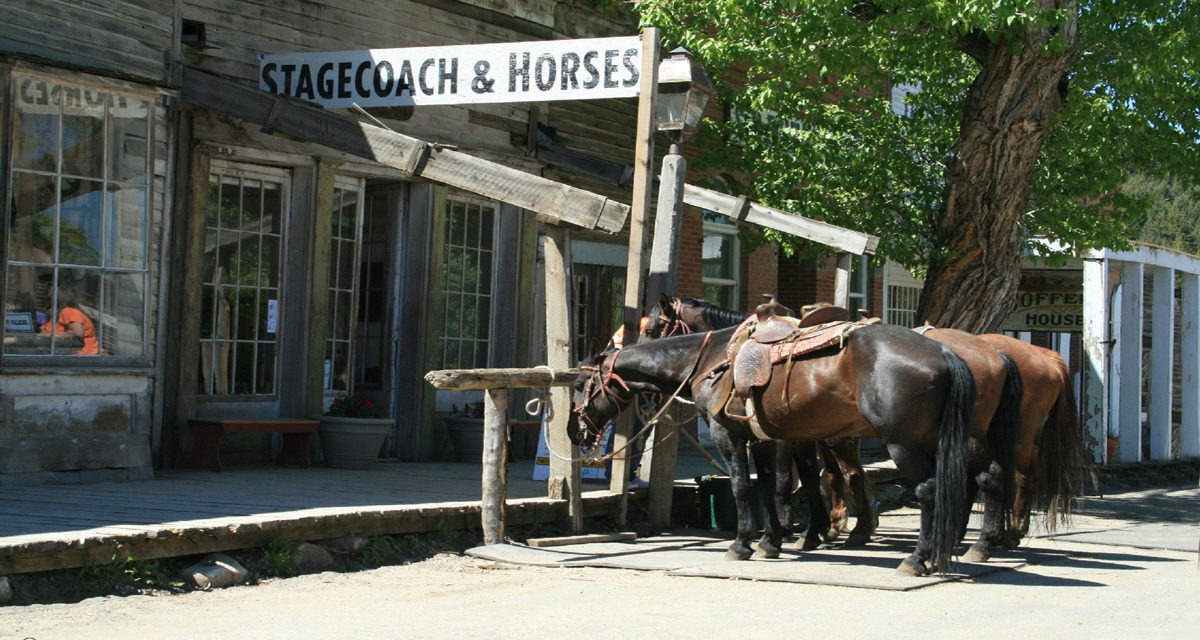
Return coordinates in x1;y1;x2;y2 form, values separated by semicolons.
683;184;879;255
180;67;628;233
424;367;580;390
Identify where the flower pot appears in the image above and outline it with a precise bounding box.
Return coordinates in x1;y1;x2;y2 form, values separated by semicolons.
1107;437;1119;464
317;416;393;469
445;416;485;463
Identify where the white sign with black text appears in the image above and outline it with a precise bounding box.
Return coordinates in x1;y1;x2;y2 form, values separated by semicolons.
259;36;642;108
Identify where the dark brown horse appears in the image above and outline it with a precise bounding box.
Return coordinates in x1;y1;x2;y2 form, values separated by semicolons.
569;320;976;575
645;295;1024;561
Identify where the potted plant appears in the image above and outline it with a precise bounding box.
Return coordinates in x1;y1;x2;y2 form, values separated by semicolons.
316;396;393;469
444;401;484;463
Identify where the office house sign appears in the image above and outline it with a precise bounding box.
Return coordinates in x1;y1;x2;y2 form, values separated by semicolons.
259;36;642;108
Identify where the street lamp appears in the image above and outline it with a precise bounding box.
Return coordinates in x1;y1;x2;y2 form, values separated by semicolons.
654;47;716;143
647;46;716;298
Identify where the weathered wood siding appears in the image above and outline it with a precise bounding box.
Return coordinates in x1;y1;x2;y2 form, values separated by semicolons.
0;0;180;85
182;0;641;202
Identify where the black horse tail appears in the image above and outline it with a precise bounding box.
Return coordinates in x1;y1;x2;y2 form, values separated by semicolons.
930;347;976;575
986;351;1023;536
1034;353;1096;532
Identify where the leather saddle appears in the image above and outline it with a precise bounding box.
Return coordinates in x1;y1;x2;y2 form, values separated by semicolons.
724;300;864;421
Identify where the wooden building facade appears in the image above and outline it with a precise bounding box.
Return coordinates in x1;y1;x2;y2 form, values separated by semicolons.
2;1;787;484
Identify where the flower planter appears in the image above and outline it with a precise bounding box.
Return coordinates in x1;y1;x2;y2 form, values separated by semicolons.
445;416;485;463
317;416;393;469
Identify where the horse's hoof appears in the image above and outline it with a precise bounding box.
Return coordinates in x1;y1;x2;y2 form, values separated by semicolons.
844;531;872;548
725;547;753;561
962;544;990;563
896;556;929;576
752;547;780;559
801;535;822;551
822;528;842;543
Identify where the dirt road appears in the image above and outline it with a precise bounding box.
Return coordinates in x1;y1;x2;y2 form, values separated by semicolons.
2;533;1196;640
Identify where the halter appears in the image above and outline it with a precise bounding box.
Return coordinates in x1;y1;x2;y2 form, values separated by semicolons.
648;298;694;340
571;331;714;455
572;349;632;449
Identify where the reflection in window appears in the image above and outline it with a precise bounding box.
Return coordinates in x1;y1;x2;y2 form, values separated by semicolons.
4;75;150;357
199;165;286;396
439;195;495;369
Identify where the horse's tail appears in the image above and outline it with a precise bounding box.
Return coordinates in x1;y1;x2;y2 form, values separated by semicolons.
1033;352;1095;533
986;351;1023;535
930;347;976;574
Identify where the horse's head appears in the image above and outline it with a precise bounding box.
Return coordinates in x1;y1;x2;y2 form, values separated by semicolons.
639;292;694;342
567;349;639;452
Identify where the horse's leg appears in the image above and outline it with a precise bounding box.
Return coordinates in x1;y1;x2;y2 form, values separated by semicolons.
819;442;849;541
750;441;792;559
889;444;937;576
964;462;1006;562
709;422;756;561
1005;468;1035;548
793;440;830;550
830;439;876;547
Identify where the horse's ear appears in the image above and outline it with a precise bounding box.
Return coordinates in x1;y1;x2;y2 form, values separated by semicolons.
658;291;675;317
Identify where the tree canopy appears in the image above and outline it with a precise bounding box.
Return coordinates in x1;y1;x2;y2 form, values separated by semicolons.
634;0;1200;330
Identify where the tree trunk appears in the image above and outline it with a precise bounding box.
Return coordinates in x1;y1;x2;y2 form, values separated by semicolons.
917;5;1079;333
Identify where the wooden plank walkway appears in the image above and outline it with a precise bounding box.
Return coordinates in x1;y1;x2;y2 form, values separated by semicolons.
0;451;728;575
0;440;902;576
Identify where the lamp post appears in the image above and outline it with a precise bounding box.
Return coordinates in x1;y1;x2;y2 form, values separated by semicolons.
639;47;716;524
645;47;716;304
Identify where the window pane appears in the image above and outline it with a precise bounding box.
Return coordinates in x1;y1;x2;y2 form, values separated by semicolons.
110;96;150;183
109;185;147;269
13;78;61;172
8;172;57;262
702;234;734;279
61;88;106;179
59;178;104;266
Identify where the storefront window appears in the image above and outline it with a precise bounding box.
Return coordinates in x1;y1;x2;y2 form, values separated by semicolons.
439;195;495;369
701;219;740;310
325;179;365;392
4;74;151;357
198;164;286;395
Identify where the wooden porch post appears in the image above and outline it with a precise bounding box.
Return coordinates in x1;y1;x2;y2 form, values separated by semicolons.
541;226;582;530
1180;272;1200;458
1149;267;1175;461
610;28;660;522
1081;255;1110;464
1117;261;1143;463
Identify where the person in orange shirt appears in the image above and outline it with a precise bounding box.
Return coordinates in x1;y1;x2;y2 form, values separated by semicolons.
39;286;102;355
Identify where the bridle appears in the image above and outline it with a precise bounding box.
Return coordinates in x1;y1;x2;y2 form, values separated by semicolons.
645;298;694;340
572;349;632;449
571;331;715;454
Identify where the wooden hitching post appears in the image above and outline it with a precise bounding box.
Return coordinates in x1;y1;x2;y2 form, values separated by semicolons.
481;387;510;545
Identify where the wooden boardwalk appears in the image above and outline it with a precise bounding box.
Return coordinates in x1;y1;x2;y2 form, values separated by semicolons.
0;452;726;575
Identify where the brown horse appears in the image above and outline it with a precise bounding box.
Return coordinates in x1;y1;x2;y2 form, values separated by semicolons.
976;334;1094;544
569;319;977;575
646;295;1024;561
640;294;871;547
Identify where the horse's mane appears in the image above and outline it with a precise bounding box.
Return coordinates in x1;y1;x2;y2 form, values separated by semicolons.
677;296;746;330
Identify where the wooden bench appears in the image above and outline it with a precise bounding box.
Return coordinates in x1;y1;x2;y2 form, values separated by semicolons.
188;418;320;472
